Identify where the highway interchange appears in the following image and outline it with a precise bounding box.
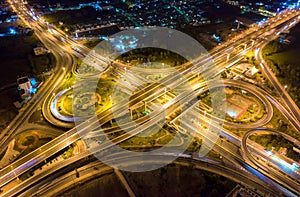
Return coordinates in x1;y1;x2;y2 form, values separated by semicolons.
0;0;300;196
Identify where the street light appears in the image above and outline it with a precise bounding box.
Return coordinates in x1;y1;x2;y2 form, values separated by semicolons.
281;85;288;97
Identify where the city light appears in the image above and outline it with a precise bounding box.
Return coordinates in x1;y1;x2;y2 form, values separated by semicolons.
1;0;300;196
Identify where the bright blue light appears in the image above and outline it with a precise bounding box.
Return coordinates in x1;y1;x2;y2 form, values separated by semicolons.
9;28;16;34
292;163;299;168
31;88;37;93
110;35;138;52
227;110;237;117
30;78;37;87
213;34;221;43
279;38;284;43
271;156;298;171
115;43;125;51
244;165;268;182
102;36;109;41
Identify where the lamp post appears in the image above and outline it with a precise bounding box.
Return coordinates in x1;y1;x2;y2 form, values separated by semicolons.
281;85;288;97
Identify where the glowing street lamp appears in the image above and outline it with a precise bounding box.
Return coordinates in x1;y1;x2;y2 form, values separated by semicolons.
281;85;288;97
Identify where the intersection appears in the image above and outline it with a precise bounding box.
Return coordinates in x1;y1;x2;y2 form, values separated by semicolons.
0;0;300;196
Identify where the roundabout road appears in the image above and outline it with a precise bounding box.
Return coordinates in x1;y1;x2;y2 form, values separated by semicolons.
195;79;273;130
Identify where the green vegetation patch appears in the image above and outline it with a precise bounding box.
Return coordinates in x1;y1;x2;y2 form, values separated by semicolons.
199;87;265;123
263;27;300;107
14;132;53;159
62;145;74;159
250;134;300;162
57;77;117;117
267;105;300;142
119;125;174;148
16;137;53;159
117;47;188;68
21;136;35;146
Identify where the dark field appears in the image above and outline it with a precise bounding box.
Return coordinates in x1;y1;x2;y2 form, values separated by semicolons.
61;164;236;197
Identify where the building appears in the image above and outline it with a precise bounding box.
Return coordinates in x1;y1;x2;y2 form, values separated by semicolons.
235;17;256;28
278;147;288;156
234;63;259;77
249;66;259;76
226;0;239;6
17;77;33;99
33;46;48;56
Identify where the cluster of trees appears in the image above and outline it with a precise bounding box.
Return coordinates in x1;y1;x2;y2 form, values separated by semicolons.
250;134;300;162
118;48;187;67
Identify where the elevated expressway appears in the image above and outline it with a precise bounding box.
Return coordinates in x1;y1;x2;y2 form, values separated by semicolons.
1;96;297;197
3;0;300;177
1;76;299;196
1;1;300;196
0;76;288;195
38;8;300;130
6;154;279;197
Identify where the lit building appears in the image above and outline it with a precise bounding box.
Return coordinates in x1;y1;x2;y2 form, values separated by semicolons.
17;77;33;99
33;46;48;55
